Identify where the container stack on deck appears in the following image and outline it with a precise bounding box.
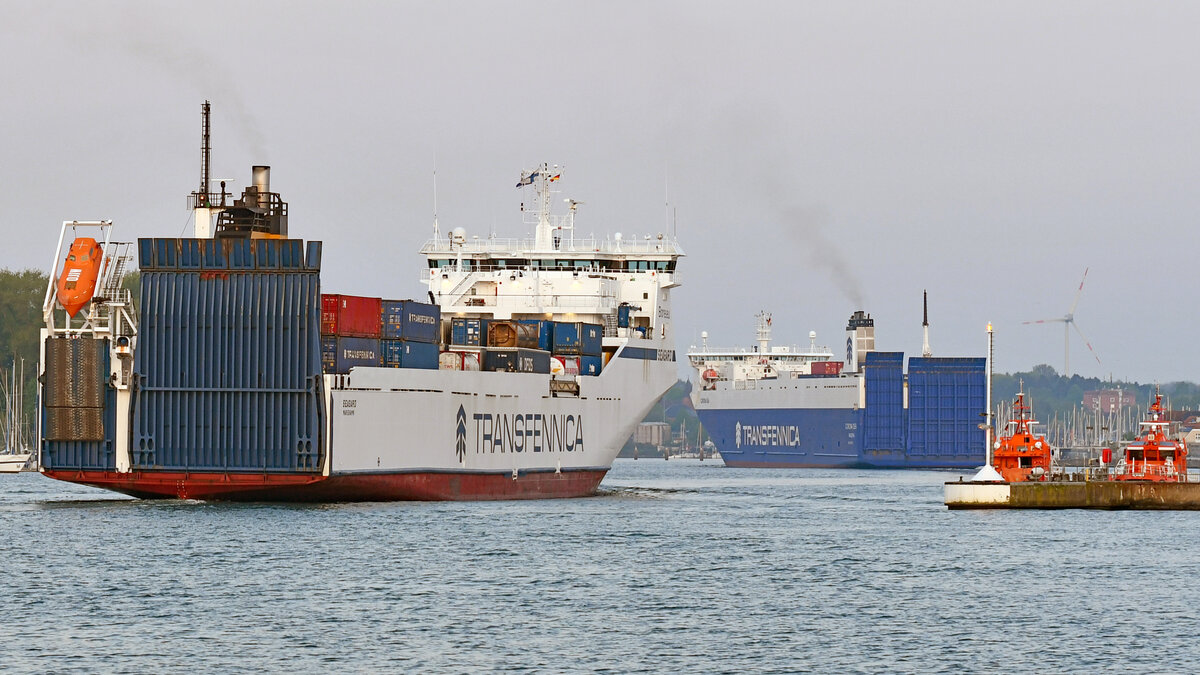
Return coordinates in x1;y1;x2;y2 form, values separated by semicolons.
320;295;440;373
443;318;604;376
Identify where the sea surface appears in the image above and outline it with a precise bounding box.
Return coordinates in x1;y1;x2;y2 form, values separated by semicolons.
3;459;1198;674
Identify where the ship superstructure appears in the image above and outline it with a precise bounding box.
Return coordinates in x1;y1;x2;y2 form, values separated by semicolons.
36;106;682;501
690;309;985;469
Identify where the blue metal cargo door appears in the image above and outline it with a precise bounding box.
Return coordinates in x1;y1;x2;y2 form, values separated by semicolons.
907;357;985;463
863;352;905;455
130;238;324;473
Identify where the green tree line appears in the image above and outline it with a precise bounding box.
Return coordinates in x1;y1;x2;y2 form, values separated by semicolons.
0;268;139;436
0;269;48;432
993;364;1200;420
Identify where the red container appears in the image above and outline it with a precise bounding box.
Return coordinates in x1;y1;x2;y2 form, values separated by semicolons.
811;361;843;376
321;294;382;337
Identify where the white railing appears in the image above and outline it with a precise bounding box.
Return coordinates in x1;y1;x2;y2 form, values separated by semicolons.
444;293;619;312
420;236;684;256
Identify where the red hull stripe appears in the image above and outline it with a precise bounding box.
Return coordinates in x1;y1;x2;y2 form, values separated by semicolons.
42;468;608;502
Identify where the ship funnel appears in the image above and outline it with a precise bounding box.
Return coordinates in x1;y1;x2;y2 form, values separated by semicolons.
845;310;875;372
252;166;271;209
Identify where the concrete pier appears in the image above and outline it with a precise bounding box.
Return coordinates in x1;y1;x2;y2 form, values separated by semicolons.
945;480;1200;510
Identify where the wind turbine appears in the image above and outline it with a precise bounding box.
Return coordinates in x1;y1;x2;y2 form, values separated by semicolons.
1023;268;1101;377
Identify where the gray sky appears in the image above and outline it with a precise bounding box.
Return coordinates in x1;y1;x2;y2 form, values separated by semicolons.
3;1;1198;383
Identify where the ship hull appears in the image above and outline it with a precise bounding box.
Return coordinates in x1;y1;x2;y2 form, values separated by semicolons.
692;353;986;470
42;340;676;501
43;467;607;501
696;405;981;470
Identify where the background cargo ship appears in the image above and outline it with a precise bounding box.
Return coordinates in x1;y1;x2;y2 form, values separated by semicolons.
689;307;985;469
36;105;682;501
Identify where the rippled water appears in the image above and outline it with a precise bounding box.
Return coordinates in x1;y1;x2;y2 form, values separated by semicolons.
3;459;1198;673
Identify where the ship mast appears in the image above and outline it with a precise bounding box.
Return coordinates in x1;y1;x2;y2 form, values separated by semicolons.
191;101;222;239
922;290;932;357
756;311;772;354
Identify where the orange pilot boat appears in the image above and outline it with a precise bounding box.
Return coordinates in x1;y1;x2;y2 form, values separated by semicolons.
1113;394;1187;482
56;237;105;316
992;387;1053;482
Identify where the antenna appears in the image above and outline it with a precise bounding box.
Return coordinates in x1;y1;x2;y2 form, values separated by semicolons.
664;165;670;235
433;168;440;240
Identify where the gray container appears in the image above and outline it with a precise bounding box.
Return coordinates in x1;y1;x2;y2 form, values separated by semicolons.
483;347;551;374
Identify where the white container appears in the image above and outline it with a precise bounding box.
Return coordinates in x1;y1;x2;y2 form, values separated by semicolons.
439;351;463;371
551;356;580;376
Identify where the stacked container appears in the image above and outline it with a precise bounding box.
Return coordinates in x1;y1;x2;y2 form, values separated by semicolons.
517;320;554;351
450;318;483;346
444;317;602;376
551;321;603;376
484;348;551;374
382;338;439;369
321;294;383;373
381;299;441;370
446;318;484;371
322;294;382;337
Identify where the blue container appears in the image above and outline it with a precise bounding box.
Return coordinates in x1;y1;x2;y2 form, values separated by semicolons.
617;304;631;328
382;339;439;369
580;323;603;356
580;355;603;376
334;337;382;372
382;300;441;343
517;320;553;351
451;318;482;346
552;321;581;355
321;336;337;373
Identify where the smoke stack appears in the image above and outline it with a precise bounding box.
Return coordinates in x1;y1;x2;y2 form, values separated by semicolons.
252;166;271;209
845;310;875;372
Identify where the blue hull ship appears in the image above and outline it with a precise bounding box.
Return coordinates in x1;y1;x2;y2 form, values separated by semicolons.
689;311;985;469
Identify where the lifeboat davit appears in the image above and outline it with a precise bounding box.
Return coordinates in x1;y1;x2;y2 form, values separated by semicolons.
56;237;105;317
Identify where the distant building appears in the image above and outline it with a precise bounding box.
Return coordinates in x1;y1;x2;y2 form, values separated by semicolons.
634;422;671;447
1083;389;1135;412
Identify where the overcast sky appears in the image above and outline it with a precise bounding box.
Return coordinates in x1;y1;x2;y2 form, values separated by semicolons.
2;2;1198;383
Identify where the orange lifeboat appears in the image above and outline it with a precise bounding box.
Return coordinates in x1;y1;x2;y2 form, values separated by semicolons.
1114;394;1186;482
992;388;1053;482
56;238;105;317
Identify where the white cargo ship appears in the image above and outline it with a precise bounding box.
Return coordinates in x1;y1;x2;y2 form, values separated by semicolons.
37;105;682;500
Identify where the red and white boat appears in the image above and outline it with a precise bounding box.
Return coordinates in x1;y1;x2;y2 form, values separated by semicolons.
1112;393;1187;482
991;387;1053;482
